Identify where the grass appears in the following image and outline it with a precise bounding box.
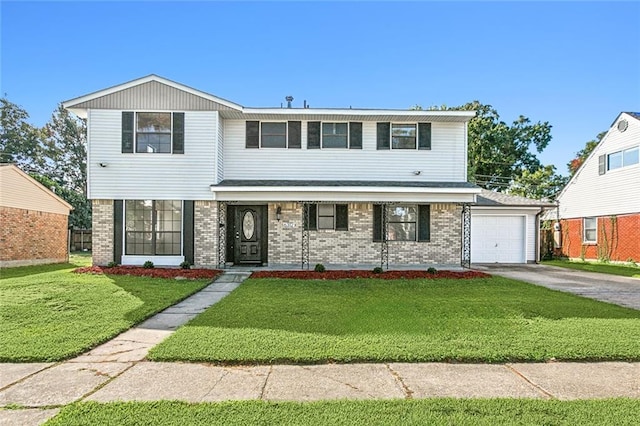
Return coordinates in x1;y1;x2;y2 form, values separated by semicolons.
45;399;640;426
0;254;211;362
543;259;640;278
149;277;640;364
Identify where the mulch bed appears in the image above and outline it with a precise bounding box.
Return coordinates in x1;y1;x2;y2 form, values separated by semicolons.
74;265;222;280
250;270;490;280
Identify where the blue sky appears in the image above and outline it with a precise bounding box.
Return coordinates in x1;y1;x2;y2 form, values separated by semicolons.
2;1;639;176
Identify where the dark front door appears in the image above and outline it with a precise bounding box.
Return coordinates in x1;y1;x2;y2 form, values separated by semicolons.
234;206;263;264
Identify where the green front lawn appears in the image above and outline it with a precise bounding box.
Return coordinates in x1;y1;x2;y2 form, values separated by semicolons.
46;399;640;426
0;256;211;362
543;260;640;278
149;277;640;364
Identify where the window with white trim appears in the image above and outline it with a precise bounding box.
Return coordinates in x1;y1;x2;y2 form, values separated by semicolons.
608;146;639;171
122;112;184;154
391;124;417;149
261;122;287;148
303;204;349;231
583;217;597;243
125;200;182;255
322;123;348;148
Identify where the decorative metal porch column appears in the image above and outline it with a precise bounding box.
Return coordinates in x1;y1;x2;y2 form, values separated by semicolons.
461;203;471;268
301;202;310;270
380;203;389;270
218;201;227;269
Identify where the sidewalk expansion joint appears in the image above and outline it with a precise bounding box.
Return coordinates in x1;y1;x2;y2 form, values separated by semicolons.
0;362;62;393
78;361;138;402
385;364;414;399
504;364;556;400
259;365;273;399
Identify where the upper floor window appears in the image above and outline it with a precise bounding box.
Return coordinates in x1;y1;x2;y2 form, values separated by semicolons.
246;121;301;149
377;122;431;150
308;122;362;149
322;123;348;148
122;112;184;154
392;124;417;149
607;146;639;171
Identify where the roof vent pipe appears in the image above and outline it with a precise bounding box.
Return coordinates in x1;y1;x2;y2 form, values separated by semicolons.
285;96;294;108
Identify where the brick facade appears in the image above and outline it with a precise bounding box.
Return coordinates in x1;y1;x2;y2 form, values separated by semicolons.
267;202;461;267
194;200;218;267
90;199;463;268
0;206;69;267
558;213;640;262
91;199;114;266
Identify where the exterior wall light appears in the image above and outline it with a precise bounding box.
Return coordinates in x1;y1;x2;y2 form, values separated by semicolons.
276;206;282;221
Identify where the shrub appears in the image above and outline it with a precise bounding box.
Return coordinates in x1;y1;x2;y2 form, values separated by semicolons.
105;261;118;268
372;267;384;274
427;267;438;274
314;263;326;273
180;261;192;270
143;261;155;269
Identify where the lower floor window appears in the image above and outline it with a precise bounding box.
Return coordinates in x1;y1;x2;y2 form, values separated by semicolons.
373;204;430;242
583;217;597;243
125;200;182;255
388;205;417;241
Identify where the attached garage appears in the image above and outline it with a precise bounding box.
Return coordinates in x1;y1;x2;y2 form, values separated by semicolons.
471;190;554;264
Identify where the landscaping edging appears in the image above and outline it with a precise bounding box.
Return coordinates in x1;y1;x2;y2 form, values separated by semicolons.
250;270;490;280
74;266;222;280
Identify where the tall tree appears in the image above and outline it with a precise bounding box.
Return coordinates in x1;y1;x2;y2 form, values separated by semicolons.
414;101;553;191
567;131;606;176
507;165;568;200
30;174;91;229
0;97;44;170
41;104;87;194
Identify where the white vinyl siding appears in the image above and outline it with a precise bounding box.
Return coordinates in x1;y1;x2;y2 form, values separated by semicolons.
216;118;224;183
223;120;466;181
557;113;640;219
87;109;218;199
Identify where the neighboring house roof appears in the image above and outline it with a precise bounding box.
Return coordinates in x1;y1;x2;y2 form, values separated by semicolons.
475;189;555;208
0;164;73;215
553;111;640;219
63;74;476;123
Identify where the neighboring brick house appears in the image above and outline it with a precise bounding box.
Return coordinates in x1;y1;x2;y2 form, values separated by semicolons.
552;112;640;262
0;164;73;267
62;75;542;269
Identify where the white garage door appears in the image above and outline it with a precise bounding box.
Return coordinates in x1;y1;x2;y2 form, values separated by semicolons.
471;215;526;263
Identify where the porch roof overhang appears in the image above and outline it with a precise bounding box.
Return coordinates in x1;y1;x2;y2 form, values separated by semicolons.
210;180;481;203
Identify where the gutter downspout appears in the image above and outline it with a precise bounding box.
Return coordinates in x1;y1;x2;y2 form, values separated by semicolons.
535;207;544;264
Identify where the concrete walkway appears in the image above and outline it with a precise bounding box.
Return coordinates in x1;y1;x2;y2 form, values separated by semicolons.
2;269;640;425
475;263;640;310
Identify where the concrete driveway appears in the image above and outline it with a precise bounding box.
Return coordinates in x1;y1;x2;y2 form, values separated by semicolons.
474;263;640;310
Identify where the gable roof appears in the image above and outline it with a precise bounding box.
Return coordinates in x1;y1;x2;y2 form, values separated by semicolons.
63;75;244;118
475;189;555;207
0;164;73;214
556;111;638;202
62;75;476;122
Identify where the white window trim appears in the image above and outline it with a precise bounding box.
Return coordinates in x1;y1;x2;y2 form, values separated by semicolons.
129;110;183;155
583;217;597;244
259;121;288;149
122;200;185;258
390;122;418;150
606;145;640;171
317;204;336;229
321;121;350;149
387;204;418;241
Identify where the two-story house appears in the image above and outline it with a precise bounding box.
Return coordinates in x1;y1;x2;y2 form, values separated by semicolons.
552;112;640;262
64;75;542;269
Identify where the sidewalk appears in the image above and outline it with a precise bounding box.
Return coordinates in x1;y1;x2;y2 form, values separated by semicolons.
1;271;639;425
